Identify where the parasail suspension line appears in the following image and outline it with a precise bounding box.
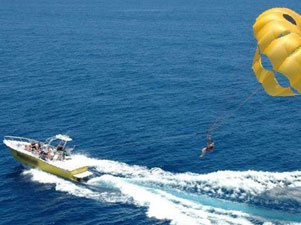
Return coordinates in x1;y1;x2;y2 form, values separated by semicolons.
207;86;261;135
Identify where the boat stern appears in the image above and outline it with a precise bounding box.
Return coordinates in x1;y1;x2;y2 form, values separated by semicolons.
70;166;93;182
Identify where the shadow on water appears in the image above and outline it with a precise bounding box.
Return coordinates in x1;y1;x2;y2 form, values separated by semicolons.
5;165;24;179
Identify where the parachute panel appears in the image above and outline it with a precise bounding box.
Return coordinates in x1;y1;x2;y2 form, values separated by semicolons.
263;33;301;70
252;48;297;96
278;49;301;92
252;8;301;96
256;21;299;52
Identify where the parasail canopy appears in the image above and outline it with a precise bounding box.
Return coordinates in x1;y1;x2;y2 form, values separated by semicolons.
252;8;301;96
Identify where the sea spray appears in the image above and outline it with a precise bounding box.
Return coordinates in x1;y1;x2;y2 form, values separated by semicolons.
23;154;301;225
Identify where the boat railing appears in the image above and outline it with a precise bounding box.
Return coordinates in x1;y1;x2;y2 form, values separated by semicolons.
4;136;40;144
4;136;71;154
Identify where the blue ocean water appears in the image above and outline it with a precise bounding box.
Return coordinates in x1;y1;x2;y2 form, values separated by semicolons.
1;0;301;224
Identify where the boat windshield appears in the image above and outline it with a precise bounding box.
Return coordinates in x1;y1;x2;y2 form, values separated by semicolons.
46;134;71;148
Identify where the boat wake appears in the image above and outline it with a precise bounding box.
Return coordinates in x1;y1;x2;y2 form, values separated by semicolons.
22;155;301;225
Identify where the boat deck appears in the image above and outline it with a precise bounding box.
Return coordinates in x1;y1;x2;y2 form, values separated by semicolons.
3;139;87;171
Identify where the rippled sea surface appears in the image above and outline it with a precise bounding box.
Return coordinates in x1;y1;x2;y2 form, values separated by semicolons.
1;0;301;224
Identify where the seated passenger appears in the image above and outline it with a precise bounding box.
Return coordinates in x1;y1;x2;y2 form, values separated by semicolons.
47;152;53;160
31;141;36;150
57;144;63;151
40;147;49;160
36;142;41;150
40;151;47;160
25;144;32;152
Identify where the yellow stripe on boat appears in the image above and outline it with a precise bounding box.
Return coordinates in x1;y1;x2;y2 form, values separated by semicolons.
10;148;87;181
4;135;93;182
70;166;89;175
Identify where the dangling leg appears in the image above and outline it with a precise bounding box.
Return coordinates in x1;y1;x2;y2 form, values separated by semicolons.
200;147;207;157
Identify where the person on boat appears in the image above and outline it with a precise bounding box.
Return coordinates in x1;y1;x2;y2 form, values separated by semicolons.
200;136;214;158
25;144;32;152
31;141;36;150
57;144;63;151
56;144;66;160
47;151;53;160
40;149;48;160
39;145;50;160
37;142;41;150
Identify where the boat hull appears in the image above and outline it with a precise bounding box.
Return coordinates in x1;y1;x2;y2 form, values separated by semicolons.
9;148;88;182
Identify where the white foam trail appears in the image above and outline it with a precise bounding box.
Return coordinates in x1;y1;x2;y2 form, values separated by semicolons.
71;154;151;177
90;175;256;225
22;155;301;225
22;169;130;204
71;155;301;203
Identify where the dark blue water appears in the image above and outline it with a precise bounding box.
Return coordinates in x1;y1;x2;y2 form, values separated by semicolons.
1;0;301;224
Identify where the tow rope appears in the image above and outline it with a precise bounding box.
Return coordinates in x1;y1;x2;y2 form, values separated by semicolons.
95;87;260;149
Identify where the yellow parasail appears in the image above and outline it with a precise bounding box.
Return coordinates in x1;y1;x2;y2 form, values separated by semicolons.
252;8;301;96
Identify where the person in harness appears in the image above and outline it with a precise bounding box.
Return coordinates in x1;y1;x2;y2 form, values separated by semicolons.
200;135;214;158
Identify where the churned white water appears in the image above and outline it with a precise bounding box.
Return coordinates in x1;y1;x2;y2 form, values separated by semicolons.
23;154;301;225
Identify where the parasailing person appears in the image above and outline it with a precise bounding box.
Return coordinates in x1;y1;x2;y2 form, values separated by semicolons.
200;134;214;158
